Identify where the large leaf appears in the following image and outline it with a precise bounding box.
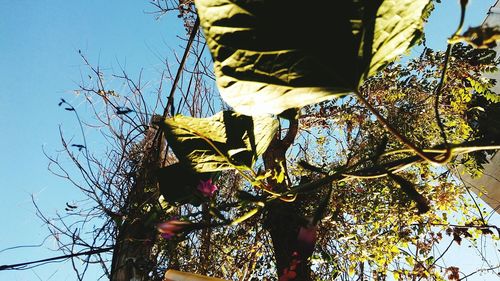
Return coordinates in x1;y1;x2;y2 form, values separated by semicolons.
195;0;430;115
158;111;278;172
195;0;359;115
361;0;430;81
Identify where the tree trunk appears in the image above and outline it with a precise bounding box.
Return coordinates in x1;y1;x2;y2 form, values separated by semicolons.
262;118;314;281
265;201;313;281
200;204;212;274
110;125;161;281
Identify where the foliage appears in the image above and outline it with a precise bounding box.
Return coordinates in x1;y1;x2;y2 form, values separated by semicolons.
39;1;500;281
157;111;278;172
157;43;500;280
195;0;431;115
151;1;500;280
296;43;500;280
151;39;499;281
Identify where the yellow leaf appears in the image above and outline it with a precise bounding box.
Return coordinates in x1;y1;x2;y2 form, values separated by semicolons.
348;265;356;277
390;245;400;254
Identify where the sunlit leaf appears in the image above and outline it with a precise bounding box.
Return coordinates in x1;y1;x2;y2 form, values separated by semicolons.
195;0;359;115
362;0;431;81
348;265;356;277
195;0;430;115
157;111;278;172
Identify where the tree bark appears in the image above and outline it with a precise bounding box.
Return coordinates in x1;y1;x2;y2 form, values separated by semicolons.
110;125;161;281
262;118;314;281
200;204;212;274
265;201;313;281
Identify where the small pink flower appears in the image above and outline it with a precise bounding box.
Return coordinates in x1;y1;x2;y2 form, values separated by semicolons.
157;220;191;239
197;179;218;197
160;233;175;239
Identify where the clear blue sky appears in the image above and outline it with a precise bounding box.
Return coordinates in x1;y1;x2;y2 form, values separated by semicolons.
0;1;498;280
0;1;185;280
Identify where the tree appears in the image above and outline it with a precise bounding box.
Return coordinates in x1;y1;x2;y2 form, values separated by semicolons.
37;11;217;280
154;0;499;280
12;0;500;281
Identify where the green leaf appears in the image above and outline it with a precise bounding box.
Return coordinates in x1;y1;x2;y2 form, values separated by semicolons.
158;111;278;172
361;0;430;81
195;0;359;115
195;0;430;115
